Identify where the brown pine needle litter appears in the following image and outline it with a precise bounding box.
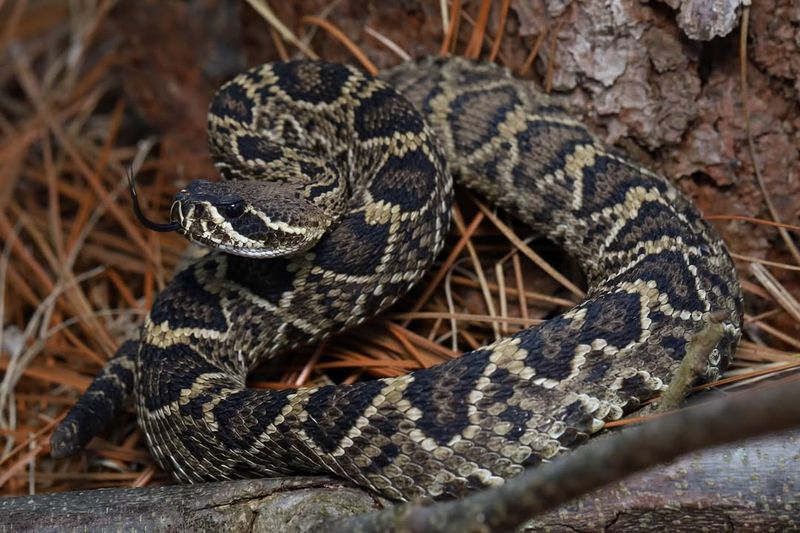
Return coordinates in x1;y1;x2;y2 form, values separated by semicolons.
1;1;798;497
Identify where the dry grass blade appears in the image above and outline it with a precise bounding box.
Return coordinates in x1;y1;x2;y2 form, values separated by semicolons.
364;26;411;62
386;323;431;368
0;443;44;489
393;312;542;327
0;415;62;469
519;30;548;77
746;318;800;351
452;206;500;339
300;15;378;75
473;199;585;298
512;254;529;320
730;252;800;272
495;262;508;334
750;263;800;324
705;214;800;232
295;341;328;386
465;0;492;59
130;465;158;488
439;0;449;36
269;26;291;62
697;360;800;389
439;0;462;56
0;213;55;295
544;15;567;93
9;46;158;268
488;0;510;62
736;340;797;363
244;0;319;59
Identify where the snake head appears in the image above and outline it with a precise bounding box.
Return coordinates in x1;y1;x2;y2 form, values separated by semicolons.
168;179;335;258
129;144;348;258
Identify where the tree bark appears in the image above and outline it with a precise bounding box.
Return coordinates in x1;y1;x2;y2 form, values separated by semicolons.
2;431;797;532
0;477;380;533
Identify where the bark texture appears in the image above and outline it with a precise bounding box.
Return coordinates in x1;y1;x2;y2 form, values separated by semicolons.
3;431;797;532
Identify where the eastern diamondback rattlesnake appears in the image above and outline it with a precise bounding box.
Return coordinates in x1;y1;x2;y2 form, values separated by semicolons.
52;57;742;501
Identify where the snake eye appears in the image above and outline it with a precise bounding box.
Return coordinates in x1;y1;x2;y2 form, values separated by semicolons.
222;201;245;218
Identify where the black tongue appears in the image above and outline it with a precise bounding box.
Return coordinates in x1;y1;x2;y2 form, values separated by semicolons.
128;170;181;232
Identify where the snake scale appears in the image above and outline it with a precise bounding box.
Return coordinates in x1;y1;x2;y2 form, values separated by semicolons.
52;57;743;501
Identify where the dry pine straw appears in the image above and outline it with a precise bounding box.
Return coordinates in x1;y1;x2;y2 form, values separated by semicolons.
2;0;799;496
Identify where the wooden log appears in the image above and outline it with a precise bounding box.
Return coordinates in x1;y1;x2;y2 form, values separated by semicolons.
529;429;800;531
2;431;797;532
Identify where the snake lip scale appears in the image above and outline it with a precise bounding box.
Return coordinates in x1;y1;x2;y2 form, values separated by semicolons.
52;56;742;502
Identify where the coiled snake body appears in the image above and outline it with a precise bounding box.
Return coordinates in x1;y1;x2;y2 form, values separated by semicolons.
53;57;742;501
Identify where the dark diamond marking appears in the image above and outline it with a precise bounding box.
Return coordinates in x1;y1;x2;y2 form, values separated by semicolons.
353;87;426;140
215;389;293;450
210;81;255;125
229;212;271;240
498;405;530;440
150;268;228;332
605;201;702;253
578;291;643;348
225;256;295;304
517;317;580;382
138;344;220;411
585;359;612;383
372;443;400;469
608;250;704;313
371;152;440;213
661;334;689;361
448;85;522;153
314;212;391;276
405;349;492;445
303;380;384;453
235;134;283;162
271;61;353;105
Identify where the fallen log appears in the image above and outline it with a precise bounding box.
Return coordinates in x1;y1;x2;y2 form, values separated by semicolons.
2;430;797;532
